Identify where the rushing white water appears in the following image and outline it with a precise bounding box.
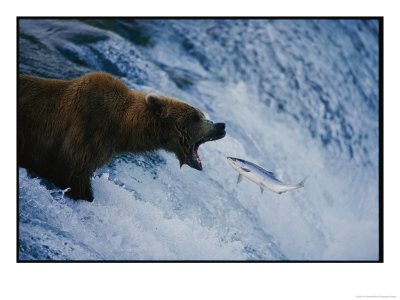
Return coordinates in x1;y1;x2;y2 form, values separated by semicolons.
18;18;380;260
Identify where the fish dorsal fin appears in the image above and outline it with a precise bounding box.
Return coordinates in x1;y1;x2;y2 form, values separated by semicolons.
237;174;243;184
241;167;251;172
266;170;277;178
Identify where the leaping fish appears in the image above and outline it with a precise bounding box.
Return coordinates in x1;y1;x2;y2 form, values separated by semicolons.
227;157;307;194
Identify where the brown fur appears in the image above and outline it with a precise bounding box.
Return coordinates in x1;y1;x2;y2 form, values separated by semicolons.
18;72;224;202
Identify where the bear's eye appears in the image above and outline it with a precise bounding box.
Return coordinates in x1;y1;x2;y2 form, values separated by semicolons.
191;113;201;122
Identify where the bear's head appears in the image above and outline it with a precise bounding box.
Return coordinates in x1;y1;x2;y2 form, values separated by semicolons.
145;94;226;170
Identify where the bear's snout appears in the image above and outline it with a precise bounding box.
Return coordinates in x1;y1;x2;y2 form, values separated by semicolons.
214;123;225;131
213;123;226;137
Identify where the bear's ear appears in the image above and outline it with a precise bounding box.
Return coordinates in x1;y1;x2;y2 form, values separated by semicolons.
145;94;169;118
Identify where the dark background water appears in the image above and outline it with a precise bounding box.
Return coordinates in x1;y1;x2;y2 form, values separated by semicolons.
18;18;380;260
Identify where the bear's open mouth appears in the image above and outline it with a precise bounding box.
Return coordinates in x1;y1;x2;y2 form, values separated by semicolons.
188;131;226;171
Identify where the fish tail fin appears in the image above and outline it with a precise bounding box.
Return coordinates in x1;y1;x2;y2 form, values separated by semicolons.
298;176;308;187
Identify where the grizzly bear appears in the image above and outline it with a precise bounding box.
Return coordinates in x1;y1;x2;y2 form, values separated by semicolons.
18;72;226;202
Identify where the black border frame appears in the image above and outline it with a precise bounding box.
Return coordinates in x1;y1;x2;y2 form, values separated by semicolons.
16;16;384;263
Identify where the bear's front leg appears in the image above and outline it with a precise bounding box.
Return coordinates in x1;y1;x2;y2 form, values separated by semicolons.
66;173;94;202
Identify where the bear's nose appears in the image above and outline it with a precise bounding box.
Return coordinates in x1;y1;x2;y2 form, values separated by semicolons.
214;123;225;130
